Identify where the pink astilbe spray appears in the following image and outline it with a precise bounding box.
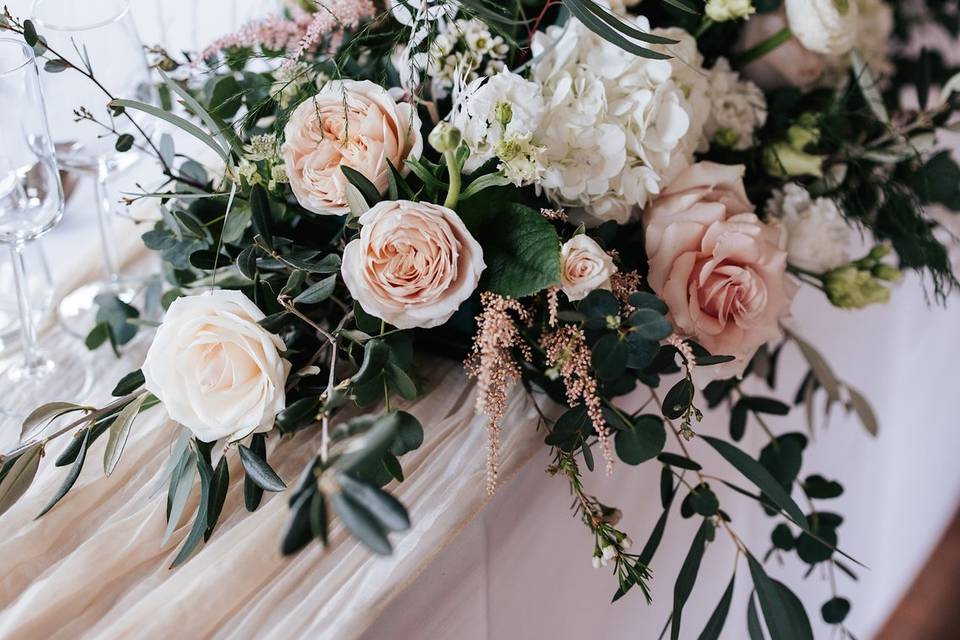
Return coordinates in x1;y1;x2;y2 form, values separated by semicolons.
466;293;532;495
199;0;376;62
541;326;614;475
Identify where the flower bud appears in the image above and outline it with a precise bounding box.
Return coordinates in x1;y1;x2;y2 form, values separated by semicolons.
601;544;617;561
591;555;602;569
494;100;513;127
872;264;902;282
713;127;740;149
705;0;756;22
429;122;462;153
824;266;891;309
763;143;824;179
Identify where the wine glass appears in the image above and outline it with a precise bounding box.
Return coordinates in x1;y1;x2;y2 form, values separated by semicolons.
0;241;53;354
0;36;92;419
30;0;155;339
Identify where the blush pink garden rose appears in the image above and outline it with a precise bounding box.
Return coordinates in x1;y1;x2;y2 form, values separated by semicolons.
282;79;423;215
341;200;485;329
643;162;797;379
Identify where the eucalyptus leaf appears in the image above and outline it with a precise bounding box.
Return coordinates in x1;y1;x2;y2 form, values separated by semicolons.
337;473;410;531
163;449;197;546
37;429;91;518
171;452;214;568
238;443;286;492
20;402;88;442
698;574;735;640
294;274;337;304
331;491;392;555
0;444;43;517
671;519;712;640
103;393;148;476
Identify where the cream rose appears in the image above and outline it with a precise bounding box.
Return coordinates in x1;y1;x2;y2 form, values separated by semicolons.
560;235;617;301
143;290;291;443
785;0;859;56
341;200;485;329
643;162;796;379
739;9;825;89
282;79;423;215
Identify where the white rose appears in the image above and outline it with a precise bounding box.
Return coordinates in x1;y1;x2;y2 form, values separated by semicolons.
767;183;851;273
785;0;859;56
143;290;291;443
341;200;486;329
560;235;618;301
282;79;423;216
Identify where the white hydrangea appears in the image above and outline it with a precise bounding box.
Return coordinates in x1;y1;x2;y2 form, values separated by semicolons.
768;183;851;273
704;58;768;151
496;132;546;186
530;14;705;224
450;70;546;174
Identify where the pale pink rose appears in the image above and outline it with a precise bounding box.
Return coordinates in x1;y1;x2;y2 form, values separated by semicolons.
738;9;825;89
643;162;796;379
560;234;617;301
341;200;485;329
282;79;423;215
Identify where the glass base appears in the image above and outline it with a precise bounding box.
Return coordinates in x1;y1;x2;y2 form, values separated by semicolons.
0;345;94;433
57;279;138;339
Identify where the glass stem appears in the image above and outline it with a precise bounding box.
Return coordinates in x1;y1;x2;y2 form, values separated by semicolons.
10;243;44;372
94;161;120;286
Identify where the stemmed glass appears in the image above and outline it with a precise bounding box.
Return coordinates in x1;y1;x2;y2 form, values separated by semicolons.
30;0;155;338
0;36;92;417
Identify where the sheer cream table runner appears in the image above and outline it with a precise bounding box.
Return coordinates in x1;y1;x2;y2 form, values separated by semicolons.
0;230;550;639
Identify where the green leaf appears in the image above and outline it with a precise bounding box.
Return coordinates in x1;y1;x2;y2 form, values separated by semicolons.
803;474;843;500
205;455;230;539
460;203;561;298
103;394;147;476
281;488;315;555
386;364;418;401
294;274;337;304
850;49;889;124
846;385;878;436
115;134;135;152
579;0;680;44
663;379;694;420
341;165;382;207
337;473;410;531
208;74;242;118
163;448;197;546
661;0;700;15
352;339;390;386
20;402;88;442
562;0;672;60
276;397;320;432
592;334;627;381
821;597;850;624
159;69;240;155
388;411;424;456
747;551;814;640
244;434;267;512
743;396;790;416
237;246;258;280
0;444;43;516
685;483;719;517
628;309;672;341
671;519;713;640
37;430;91;518
625;332;659;370
171;452;214;568
249;185;273;247
309;491;328;544
614;414;665;465
109;98;228;162
460;173;512;200
657;452;701;471
698;574;735;640
23;20;38;47
331;491;392;555
628;292;668;314
747;593;764;640
238;443;286;492
701;435;808;529
112;369;145;397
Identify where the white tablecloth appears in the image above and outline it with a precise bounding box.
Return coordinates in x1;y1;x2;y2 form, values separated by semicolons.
4;1;960;638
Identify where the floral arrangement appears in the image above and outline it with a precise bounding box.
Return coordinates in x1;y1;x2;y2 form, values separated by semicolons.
2;0;959;636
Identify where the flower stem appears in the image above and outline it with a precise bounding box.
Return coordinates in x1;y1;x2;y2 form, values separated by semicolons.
443;149;461;210
733;26;792;67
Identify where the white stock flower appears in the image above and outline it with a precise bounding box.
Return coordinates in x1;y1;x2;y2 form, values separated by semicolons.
450;70;546;173
559;234;618;301
530;13;703;223
704;58;767;151
143;290;291;443
784;0;859;56
705;0;756;22
768;183;851;273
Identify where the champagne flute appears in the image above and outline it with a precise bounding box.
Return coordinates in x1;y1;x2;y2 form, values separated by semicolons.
30;0;155;339
0;36;92;419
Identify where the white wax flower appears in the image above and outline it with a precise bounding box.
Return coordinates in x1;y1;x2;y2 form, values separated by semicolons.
784;0;859;56
559;234;618;301
768;183;852;273
143;290;291;443
704;58;768;151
